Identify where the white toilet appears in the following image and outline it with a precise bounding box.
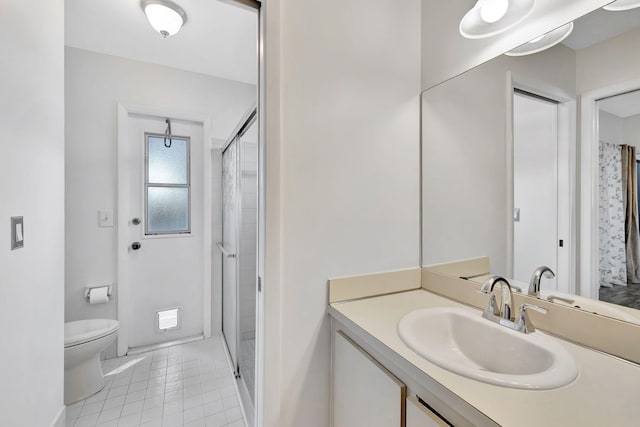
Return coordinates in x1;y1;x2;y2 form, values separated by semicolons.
64;319;119;404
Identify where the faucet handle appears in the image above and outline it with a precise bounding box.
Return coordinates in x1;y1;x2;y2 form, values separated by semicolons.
546;294;575;305
517;303;548;333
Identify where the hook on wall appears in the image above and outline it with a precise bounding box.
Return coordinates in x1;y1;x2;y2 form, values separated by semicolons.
164;118;172;148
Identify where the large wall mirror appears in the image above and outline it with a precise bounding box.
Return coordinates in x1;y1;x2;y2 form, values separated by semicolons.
421;2;640;325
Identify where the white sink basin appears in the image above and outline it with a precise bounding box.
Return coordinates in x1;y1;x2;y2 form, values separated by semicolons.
398;307;578;390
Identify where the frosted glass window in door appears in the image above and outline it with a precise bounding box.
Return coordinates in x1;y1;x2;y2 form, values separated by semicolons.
147;187;190;233
145;134;190;235
147;136;189;184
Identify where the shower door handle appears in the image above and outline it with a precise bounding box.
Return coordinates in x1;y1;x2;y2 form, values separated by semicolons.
216;242;236;258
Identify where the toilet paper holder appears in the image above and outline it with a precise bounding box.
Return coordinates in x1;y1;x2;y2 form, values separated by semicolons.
84;285;113;301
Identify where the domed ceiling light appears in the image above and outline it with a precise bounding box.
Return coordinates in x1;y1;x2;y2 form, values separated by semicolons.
603;0;640;11
141;0;187;38
505;22;574;56
459;0;536;39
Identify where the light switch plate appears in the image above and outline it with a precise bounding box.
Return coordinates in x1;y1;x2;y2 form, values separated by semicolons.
99;210;114;227
11;216;24;250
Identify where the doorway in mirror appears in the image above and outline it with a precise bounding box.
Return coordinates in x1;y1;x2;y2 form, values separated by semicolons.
513;91;560;291
597;89;640;310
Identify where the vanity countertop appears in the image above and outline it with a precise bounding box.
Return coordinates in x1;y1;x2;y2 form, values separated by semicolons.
328;289;640;427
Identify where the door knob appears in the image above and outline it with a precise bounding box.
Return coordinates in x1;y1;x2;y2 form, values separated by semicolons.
131;242;142;250
132;218;141;225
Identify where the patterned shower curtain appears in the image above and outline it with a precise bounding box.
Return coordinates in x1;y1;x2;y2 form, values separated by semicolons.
622;145;640;283
599;141;627;287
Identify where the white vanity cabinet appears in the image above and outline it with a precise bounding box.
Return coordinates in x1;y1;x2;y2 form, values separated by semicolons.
332;330;406;427
406;395;450;427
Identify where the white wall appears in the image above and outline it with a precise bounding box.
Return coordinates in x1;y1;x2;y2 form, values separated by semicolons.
422;45;576;274
599;110;625;145
600;112;640;149
623;115;640;148
421;0;611;90
0;0;65;426
65;48;256;351
272;0;422;425
576;27;640;94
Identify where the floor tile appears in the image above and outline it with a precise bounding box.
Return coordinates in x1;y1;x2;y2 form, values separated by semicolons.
204;400;224;417
75;412;100;427
225;407;242;423
103;395;126;410
117;412;141;427
183;405;205;423
97;407;123;424
204;412;227;427
67;337;244;427
80;401;105;417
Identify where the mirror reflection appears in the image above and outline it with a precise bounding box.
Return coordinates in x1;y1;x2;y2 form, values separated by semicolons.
421;5;640;323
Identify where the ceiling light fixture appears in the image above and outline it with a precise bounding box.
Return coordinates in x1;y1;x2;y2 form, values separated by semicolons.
603;0;640;11
459;0;536;39
141;0;187;38
505;22;574;56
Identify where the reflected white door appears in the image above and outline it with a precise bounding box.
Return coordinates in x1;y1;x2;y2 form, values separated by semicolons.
513;92;558;290
222;140;239;372
128;115;204;348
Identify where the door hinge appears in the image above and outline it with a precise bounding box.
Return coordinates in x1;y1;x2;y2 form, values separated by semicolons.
258;276;262;292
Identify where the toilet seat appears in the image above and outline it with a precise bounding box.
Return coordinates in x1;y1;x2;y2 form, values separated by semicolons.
65;319;119;348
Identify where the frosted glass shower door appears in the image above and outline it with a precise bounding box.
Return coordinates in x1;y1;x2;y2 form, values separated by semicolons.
221;115;258;407
237;120;258;404
222;140;239;374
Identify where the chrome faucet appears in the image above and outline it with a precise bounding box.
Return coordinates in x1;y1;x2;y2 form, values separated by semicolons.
517;303;548;333
528;266;555;297
480;276;515;321
480;276;548;333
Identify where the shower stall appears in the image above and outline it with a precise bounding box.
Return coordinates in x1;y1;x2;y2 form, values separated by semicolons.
219;109;258;417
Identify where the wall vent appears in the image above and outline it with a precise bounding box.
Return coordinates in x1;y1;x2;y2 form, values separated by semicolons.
157;308;180;331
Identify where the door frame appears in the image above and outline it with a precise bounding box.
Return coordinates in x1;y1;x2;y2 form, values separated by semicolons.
507;72;576;294
580;78;640;300
116;103;213;356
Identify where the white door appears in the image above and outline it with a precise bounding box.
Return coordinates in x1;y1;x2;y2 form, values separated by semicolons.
127;115;204;348
222;139;239;372
513;92;558;290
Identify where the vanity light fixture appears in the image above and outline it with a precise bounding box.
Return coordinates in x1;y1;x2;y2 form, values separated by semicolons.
459;0;536;39
505;22;574;56
141;0;187;38
603;0;640;11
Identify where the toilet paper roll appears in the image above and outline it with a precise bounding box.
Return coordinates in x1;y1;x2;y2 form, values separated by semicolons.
89;286;110;304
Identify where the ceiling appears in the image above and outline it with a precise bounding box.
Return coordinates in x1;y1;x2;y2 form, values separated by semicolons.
562;6;640;50
65;0;258;85
600;90;640;118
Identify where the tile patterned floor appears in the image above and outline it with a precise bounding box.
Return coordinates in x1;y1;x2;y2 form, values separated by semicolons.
65;337;246;427
600;282;640;310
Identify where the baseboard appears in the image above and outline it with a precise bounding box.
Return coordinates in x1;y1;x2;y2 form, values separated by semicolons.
51;406;65;427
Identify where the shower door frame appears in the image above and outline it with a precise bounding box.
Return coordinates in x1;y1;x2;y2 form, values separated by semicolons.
116;104;214;356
